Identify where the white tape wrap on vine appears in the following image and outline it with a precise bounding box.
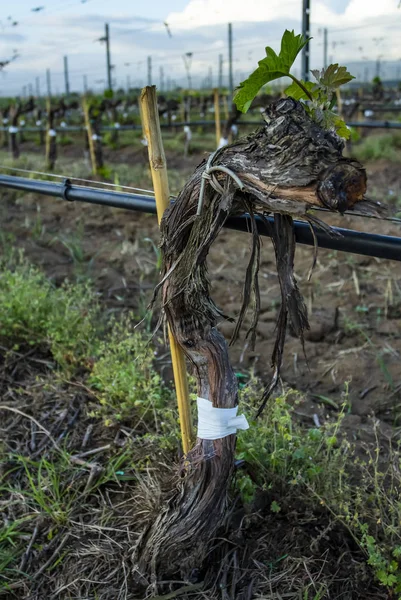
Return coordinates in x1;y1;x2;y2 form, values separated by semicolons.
197;397;249;440
48;129;57;137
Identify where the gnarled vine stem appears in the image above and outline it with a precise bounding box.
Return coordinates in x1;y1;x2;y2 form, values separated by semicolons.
133;97;382;588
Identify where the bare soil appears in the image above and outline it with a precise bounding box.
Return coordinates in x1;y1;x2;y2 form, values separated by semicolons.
3;143;401;444
1;136;400;598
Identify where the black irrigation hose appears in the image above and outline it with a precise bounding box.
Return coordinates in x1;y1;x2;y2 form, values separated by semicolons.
361;106;401;112
2;120;401;133
346;121;401;129
1;174;400;262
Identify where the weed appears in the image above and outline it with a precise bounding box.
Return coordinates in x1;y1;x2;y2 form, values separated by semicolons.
0;249;100;371
343;316;394;391
352;133;401;163
51;221;101;281
58;135;74;146
87;315;175;430
235;374;401;594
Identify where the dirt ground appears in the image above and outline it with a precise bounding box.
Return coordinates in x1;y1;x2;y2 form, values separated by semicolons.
2;138;401;445
1;132;401;599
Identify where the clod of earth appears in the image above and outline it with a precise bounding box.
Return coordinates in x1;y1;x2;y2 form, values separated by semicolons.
133;97;384;587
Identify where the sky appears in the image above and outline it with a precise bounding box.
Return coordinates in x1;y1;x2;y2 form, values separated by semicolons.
0;0;400;96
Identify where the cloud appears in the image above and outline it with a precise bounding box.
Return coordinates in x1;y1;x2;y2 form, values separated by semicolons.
1;0;400;95
164;0;399;29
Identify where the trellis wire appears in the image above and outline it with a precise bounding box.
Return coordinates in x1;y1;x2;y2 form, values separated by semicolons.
2;120;401;132
1;165;400;225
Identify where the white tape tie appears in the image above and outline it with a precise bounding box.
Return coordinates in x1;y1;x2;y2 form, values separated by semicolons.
231;124;238;135
36;120;42;126
114;122;120;128
172;114;177;121
141;137;148;146
20;120;25;126
60;121;67;127
218;137;228;149
91;133;100;141
183;125;192;140
8;126;19;133
3;118;9;124
197;396;249;440
48;128;57;137
364;109;374;118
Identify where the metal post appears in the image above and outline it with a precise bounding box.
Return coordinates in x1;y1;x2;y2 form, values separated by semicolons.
35;76;40;97
376;57;381;78
63;56;70;95
301;0;311;81
218;54;223;89
105;23;112;91
83;75;88;93
46;68;52;98
228;23;234;102
22;85;27;98
126;74;131;92
160;66;164;91
323;28;328;69
208;66;212;88
28;83;33;97
183;53;193;89
147;56;152;86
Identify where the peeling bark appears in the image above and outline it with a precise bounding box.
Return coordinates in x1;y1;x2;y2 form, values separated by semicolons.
133;98;381;586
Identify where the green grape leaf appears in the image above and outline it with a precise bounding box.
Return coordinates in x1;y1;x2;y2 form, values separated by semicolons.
285;79;316;101
312;64;355;89
234;29;311;112
316;108;351;139
334;117;351;139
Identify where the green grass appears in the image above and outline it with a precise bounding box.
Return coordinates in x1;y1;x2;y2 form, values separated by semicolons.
0;237;173;425
0;250;100;371
236;378;401;595
352;132;401;162
0;237;400;597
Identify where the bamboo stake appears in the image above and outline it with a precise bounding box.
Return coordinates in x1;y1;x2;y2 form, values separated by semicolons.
213;88;221;148
83;97;98;174
336;88;343;119
140;85;194;455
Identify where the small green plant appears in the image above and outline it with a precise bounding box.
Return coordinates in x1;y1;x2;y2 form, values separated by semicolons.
236;374;401;594
15;454;80;525
352;133;401;163
0;251;100;370
58;134;73;146
87;316;174;428
234;29;354;138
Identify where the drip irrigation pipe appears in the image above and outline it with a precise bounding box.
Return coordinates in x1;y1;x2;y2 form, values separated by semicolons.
1;173;400;262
